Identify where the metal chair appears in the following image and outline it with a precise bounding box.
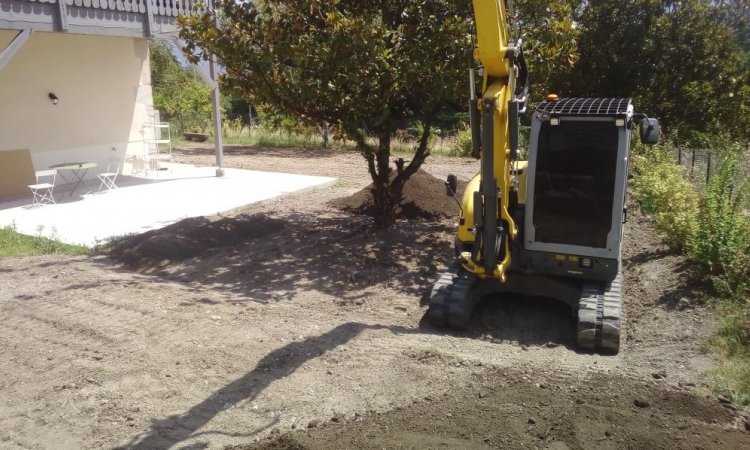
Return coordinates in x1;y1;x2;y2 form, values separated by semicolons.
28;169;57;206
97;157;121;191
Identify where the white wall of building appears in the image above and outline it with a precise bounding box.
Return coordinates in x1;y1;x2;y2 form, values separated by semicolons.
0;30;154;179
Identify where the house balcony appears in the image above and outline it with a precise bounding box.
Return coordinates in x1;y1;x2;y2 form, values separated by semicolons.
0;0;195;38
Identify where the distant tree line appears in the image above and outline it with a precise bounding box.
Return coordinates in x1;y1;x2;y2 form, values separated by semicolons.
567;0;750;145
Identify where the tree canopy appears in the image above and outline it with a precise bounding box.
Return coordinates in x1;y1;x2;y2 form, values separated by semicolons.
571;0;750;144
180;0;474;227
515;0;579;98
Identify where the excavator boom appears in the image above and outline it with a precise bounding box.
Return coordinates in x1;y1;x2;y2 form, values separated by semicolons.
471;0;512;78
461;0;526;282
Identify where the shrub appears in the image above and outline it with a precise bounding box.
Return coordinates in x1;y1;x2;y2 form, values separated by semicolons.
632;143;700;252
447;123;530;159
634;140;750;406
688;144;750;297
449;122;473;157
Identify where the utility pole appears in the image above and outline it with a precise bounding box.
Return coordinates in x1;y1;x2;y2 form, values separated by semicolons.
208;0;224;177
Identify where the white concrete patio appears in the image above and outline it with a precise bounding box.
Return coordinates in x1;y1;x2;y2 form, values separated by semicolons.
0;163;336;246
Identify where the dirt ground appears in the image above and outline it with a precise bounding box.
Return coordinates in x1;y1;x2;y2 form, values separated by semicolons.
1;144;748;450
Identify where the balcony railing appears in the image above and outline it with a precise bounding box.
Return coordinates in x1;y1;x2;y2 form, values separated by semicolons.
0;0;196;38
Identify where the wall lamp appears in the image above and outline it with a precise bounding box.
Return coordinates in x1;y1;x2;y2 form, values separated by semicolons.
48;92;59;105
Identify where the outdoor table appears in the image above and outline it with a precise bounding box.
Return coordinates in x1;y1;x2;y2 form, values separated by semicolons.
49;162;97;197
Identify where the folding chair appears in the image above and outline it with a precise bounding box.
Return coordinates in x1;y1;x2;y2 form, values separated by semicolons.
97;157;121;191
28;169;57;206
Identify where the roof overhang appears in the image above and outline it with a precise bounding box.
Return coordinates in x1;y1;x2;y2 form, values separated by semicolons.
0;0;194;39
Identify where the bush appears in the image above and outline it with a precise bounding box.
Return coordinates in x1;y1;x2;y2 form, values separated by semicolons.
632;143;700;252
447;123;530;159
688;144;750;297
449;122;473;157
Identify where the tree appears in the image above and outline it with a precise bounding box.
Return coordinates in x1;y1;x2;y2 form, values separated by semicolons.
572;0;750;143
179;0;473;227
150;40;214;133
717;0;750;83
514;0;579;100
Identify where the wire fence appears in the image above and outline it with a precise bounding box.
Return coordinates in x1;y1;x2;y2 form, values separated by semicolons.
670;145;750;190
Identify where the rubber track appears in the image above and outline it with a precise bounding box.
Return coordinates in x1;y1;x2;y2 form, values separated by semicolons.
577;271;622;354
426;264;476;330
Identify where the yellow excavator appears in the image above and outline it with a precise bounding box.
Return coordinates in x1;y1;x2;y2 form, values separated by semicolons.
426;0;661;353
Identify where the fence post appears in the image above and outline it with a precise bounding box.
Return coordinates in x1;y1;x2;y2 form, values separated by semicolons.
706;152;711;185
691;149;696;177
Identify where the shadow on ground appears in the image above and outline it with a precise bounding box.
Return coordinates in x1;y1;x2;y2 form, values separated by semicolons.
97;209;584;352
116;322;412;449
465;295;577;348
106;212;455;304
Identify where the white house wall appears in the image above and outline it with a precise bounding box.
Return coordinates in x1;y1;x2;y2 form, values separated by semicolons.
0;30;153;178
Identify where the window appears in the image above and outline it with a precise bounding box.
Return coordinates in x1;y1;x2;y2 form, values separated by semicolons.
533;121;619;248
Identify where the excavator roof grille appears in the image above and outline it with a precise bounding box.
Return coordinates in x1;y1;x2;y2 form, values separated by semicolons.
536;98;631;116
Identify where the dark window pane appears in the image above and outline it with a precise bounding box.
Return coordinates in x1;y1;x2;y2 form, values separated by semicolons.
533;121;619;248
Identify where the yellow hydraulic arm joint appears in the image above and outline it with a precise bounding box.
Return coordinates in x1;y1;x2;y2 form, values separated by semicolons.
471;0;512;78
460;0;522;283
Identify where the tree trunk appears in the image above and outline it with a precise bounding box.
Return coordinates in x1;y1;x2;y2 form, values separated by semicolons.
370;130;396;227
366;120;433;228
317;122;331;148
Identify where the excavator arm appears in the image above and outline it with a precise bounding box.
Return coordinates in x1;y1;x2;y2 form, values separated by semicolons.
460;0;527;282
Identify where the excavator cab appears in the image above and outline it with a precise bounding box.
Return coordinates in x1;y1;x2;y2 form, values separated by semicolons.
524;98;660;281
430;97;660;354
524;98;635;282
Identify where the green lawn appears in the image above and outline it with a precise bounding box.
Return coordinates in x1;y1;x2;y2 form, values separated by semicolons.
0;226;88;259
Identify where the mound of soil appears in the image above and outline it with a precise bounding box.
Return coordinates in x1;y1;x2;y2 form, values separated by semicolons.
328;169;467;219
109;213;285;270
251;370;750;450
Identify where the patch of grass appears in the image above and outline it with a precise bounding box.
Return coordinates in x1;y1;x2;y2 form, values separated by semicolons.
218;123;475;157
710;300;750;357
0;226;88;259
711;356;750;406
223;129;324;148
420;346;450;357
706;301;750;406
409;346;457;362
404;346;454;363
331;179;347;189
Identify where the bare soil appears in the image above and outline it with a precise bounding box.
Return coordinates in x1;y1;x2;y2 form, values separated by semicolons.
0;144;748;450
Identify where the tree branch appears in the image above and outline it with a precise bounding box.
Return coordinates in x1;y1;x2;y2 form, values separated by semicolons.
393;114;433;187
